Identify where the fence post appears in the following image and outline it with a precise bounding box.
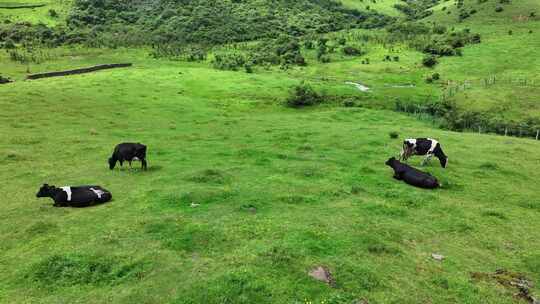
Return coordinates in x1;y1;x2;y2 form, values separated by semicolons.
505;127;508;136
536;129;539;140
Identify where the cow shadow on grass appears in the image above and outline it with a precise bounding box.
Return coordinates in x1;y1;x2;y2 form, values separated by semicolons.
112;165;163;173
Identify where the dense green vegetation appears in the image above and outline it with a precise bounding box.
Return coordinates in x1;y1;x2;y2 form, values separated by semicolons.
1;0;540;303
65;0;391;45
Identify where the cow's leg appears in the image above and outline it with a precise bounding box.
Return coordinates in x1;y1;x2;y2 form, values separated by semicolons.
141;159;147;170
401;147;413;162
399;149;406;161
422;154;433;166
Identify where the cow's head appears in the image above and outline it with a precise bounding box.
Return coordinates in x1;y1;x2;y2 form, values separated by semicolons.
108;157;116;170
439;156;448;168
404;140;415;149
36;184;53;198
385;157;397;167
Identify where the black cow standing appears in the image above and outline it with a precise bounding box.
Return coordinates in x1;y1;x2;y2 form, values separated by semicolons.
36;184;112;207
109;143;148;170
386;157;440;189
400;138;448;168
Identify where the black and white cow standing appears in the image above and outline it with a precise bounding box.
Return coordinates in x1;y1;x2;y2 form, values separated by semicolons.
36;184;112;207
385;157;440;189
109;142;148;170
400;138;448;168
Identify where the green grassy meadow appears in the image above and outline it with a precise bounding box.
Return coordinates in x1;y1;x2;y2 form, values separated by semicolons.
0;0;69;25
340;0;401;16
426;0;540;123
1;0;540;303
1;50;540;303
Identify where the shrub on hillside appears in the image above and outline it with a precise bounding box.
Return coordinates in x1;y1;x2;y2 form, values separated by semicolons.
0;75;12;84
425;73;440;83
343;46;362;56
422;55;438;68
423;43;456;56
212;53;246;71
387;21;430;36
432;25;447;34
495;6;504;12
319;55;331;63
48;9;58;18
459;10;470;21
286;83;324;108
1;38;15;49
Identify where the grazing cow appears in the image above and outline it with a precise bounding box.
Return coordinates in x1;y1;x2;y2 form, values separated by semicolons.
36;184;112;207
109;142;147;170
400;138;448;168
386;157;440;189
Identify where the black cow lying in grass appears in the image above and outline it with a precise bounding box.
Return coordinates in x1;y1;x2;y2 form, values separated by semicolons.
36;184;112;207
400;138;448;168
109;142;147;170
386;157;440;189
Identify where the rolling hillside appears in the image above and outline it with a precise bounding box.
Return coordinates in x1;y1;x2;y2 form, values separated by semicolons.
340;0;401;16
426;0;540;131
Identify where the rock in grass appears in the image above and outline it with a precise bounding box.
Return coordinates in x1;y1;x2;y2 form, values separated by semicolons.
308;266;335;287
432;253;445;261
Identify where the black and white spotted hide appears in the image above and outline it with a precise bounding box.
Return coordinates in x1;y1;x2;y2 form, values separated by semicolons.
400;138;448;168
36;184;112;207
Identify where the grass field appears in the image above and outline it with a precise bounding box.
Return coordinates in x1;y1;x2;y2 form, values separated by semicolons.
339;0;401;16
426;0;540;123
0;0;69;25
1;0;540;302
1;50;540;303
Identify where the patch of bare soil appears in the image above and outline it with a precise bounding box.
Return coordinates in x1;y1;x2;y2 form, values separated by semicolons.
471;269;539;304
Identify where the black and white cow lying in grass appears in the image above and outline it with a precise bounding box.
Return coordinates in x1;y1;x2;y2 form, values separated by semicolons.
386;157;440;189
400;138;448;168
36;184;112;207
109;142;147;170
